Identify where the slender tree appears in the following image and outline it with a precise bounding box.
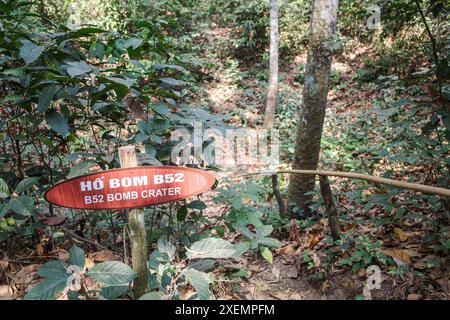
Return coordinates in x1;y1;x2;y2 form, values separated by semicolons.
287;0;339;216
263;0;279;128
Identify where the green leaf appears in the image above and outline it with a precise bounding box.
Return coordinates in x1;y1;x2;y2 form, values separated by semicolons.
37;261;67;279
100;285;129;299
46;111;69;137
15;177;39;194
69;245;85;269
160;77;185;87
66;61;92;77
256;225;273;238
20;40;45;64
177;205;188;222
87;261;136;286
9;196;34;216
122;37;143;50
260;246;273;264
257;237;281;248
0;178;10;199
186;200;207;210
184;268;212;300
232;242;250;257
189;259;216;272
231;197;243;210
134;133;149;143
233;224;255;241
67;161;95;178
24;276;69;300
186;237;235;259
139;291;163;300
105;76;136;88
38;85;58;114
157;237;176;261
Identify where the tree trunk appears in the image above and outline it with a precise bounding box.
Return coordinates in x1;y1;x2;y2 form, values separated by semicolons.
118;146;148;299
263;0;279;128
287;0;339;216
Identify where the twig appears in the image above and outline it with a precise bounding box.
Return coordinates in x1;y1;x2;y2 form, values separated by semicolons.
59;226;122;256
414;0;442;94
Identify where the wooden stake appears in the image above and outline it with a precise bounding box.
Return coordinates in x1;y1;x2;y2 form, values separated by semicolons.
118;146;148;298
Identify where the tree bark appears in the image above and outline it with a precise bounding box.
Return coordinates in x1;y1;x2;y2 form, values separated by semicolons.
118;146;148;299
287;0;339;217
263;0;279;128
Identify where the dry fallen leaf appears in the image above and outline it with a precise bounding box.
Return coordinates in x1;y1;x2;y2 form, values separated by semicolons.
0;259;9;271
0;285;15;300
14;264;38;285
407;293;422;300
249;264;261;272
271;264;281;280
56;250;69;261
321;280;330;293
40;215;68;226
275;244;296;256
88;250;121;262
304;232;320;249
393;227;409;242
286;265;298;279
382;249;411;265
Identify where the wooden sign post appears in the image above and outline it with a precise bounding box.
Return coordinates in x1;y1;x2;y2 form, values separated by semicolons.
118;146;148;298
44;146;216;298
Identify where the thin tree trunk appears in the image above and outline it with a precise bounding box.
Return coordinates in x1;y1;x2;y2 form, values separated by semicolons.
118;146;148;299
287;0;339;216
263;0;279;128
319;175;340;240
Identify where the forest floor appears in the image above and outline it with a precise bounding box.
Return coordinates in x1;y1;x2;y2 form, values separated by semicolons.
187;20;449;300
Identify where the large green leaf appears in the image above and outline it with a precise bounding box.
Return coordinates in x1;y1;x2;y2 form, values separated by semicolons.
25;260;70;300
66;61;92;77
67;161;95;178
37;261;67;279
87;261;136;286
157;237;176;261
38;85;58;114
9;196;34;216
104;76;136;88
257;237;281;248
186;237;235;259
184;268;212;300
20;40;45;64
24;276;69;300
233;224;255;241
0;178;9;199
15;177;39;194
69;245;85;269
100;285;129;299
45;110;69;137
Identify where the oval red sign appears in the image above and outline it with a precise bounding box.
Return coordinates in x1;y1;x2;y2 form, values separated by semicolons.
44;166;216;210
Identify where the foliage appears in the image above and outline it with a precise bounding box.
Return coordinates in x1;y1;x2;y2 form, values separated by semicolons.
25;245;136;300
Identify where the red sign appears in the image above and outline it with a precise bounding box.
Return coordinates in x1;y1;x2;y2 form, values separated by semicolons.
44;166;216;210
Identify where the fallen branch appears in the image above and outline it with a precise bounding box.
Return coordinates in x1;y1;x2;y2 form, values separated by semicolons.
241;169;450;198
